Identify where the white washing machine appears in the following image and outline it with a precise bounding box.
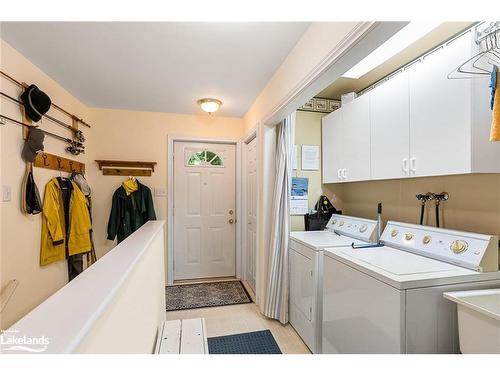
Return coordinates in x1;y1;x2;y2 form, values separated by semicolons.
322;221;500;353
289;214;379;353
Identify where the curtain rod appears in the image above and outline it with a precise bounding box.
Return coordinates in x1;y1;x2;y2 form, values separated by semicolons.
0;70;91;128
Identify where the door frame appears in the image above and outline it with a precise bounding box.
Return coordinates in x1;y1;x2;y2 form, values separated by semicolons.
167;135;242;285
241;128;258;294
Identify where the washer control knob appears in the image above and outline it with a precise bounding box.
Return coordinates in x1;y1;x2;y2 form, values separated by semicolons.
450;240;468;254
404;232;414;241
359;224;368;233
332;219;337;225
339;221;344;227
422;235;432;245
391;229;399;238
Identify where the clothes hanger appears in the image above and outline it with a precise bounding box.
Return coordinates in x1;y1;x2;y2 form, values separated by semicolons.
472;34;500;71
448;32;500;79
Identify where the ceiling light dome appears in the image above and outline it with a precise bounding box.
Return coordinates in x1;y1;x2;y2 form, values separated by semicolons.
198;98;222;114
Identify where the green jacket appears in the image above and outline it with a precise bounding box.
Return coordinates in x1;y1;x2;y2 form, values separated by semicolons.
107;181;156;243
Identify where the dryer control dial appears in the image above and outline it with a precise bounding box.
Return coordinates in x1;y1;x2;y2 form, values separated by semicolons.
338;221;344;227
422;235;432;245
359;224;368;233
404;232;414;241
391;229;399;238
450;240;468;254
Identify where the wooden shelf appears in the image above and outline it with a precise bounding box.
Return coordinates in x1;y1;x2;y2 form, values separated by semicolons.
95;160;156;176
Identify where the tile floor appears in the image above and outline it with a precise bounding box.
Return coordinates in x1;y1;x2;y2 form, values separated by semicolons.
165;302;311;354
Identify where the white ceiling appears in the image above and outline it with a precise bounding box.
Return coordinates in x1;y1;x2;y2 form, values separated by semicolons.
0;22;310;117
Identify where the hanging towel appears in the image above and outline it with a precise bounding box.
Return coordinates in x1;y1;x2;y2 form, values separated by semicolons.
490;68;500;142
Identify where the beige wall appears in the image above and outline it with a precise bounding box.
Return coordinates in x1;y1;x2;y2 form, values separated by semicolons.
291;111;325;231
0;39;94;329
243;22;359;131
86;108;244;274
0;38;245;329
323;174;500;236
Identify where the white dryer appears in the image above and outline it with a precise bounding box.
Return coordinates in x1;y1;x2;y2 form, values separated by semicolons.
289;214;378;353
322;221;500;353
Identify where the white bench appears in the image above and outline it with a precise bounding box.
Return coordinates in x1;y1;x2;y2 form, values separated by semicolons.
154;318;208;354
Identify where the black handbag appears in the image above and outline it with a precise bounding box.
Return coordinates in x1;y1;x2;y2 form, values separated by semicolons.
25;170;42;215
304;195;340;231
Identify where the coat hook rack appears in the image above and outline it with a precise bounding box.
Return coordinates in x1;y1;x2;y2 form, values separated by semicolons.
35;152;85;174
95;160;157;176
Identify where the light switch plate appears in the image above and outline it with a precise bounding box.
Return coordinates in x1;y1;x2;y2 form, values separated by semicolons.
2;185;12;202
154;187;167;197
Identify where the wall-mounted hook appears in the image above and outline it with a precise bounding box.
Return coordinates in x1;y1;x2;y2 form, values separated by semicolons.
42;153;49;167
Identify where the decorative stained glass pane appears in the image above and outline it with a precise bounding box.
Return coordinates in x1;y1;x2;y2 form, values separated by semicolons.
186;150;223;167
210;156;222;166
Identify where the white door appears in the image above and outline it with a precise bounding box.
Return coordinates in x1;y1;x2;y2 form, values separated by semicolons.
370;70;410;180
173;141;236;280
244;136;257;291
322;109;344;183
342;93;371;182
408;32;471;177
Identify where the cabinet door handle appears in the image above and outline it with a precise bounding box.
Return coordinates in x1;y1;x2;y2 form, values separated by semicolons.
342;168;347;179
402;158;409;174
410;157;416;173
337;169;341;179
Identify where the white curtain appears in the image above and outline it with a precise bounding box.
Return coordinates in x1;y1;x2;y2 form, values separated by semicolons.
263;112;294;324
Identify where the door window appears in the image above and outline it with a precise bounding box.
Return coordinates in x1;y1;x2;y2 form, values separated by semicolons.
186;150;224;167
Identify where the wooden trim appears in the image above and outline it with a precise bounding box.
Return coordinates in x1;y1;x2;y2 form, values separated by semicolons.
95;160;157;172
35;152;85;174
102;168;151;177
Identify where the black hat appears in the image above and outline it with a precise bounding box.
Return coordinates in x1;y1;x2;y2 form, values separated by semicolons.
20;84;51;122
22;128;45;162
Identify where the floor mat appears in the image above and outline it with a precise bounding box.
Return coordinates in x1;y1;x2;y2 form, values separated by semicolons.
165;280;251;311
208;330;282;354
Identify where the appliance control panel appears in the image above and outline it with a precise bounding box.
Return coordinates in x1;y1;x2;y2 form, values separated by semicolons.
326;214;378;243
381;221;499;272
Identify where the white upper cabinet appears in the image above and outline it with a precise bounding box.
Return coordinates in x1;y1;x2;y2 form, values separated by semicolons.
408;33;472;177
370;70;410;180
342;93;371;182
322;108;344;183
321;29;499;184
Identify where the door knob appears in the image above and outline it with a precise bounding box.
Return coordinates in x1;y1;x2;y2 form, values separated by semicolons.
229;219;234;224
229;209;234;215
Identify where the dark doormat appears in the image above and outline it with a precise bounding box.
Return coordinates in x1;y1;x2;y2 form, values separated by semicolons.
208;330;282;354
165;280;251;311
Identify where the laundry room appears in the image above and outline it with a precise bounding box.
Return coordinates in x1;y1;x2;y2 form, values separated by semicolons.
1;3;500;373
286;21;500;355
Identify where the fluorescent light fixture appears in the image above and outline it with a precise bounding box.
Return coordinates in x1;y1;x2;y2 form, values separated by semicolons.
342;22;442;79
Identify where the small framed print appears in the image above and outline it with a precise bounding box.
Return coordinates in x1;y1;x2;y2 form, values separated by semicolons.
314;98;327;112
328;100;340;112
302;99;314;110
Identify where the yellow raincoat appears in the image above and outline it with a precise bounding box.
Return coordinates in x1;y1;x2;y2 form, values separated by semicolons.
40;178;92;266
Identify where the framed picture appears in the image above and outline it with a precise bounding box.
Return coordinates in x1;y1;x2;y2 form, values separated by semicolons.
314;98;327;112
328;100;340;112
301;145;320;171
